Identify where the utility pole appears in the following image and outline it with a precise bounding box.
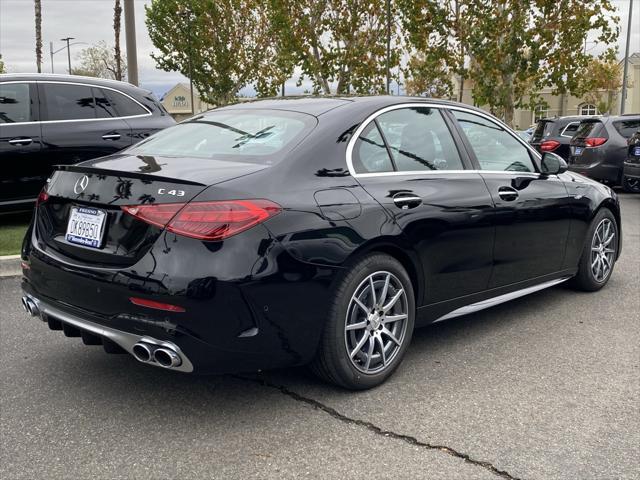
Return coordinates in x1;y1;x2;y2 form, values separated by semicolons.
49;41;54;73
385;0;391;94
124;0;139;86
60;37;74;74
620;0;634;115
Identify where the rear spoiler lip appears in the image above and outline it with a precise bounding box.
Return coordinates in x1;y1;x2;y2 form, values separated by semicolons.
53;164;206;187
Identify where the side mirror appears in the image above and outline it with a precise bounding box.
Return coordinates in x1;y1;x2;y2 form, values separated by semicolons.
541;152;568;175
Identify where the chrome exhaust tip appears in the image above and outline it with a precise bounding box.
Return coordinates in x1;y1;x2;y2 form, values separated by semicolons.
132;342;153;363
22;297;39;317
21;297;29;313
153;347;182;368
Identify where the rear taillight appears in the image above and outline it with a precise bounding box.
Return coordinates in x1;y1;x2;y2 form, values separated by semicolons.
540;140;560;152
121;199;281;241
36;189;49;206
585;137;607;147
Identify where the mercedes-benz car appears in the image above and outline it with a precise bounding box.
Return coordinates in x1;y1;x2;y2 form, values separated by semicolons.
20;97;621;389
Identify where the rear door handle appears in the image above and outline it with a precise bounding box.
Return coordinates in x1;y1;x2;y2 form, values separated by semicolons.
497;186;519;201
392;193;422;209
102;133;121;140
8;137;33;146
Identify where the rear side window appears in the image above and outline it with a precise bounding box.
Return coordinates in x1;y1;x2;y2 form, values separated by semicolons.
375;107;464;171
42;83;97;121
574;121;603;139
613;119;640;138
352;122;394;173
129;109;315;165
92;87;119;118
0;83;32;123
561;122;580;137
102;89;149;117
453;110;536;173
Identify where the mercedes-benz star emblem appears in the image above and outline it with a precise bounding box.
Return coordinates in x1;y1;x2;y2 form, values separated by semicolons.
74;175;89;194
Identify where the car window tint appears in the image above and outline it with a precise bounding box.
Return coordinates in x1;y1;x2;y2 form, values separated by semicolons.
92;88;118;118
574;120;602;139
43;83;96;121
0;83;32;123
453;111;536;172
531;120;554;142
375;107;463;171
613;119;640;138
103;89;148;117
129;109;314;165
352;122;394;173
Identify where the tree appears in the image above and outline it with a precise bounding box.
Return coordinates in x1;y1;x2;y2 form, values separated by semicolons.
401;0;619;126
580;55;623;114
146;0;284;105
114;0;123;81
72;41;127;80
268;0;399;95
0;56;6;74
34;0;42;73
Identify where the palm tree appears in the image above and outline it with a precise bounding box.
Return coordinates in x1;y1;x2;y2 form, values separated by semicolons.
34;0;42;73
114;0;123;80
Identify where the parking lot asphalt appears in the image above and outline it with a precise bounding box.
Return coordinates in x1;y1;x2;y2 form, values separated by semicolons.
1;193;638;480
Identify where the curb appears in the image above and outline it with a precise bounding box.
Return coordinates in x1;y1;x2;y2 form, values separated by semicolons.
0;255;22;278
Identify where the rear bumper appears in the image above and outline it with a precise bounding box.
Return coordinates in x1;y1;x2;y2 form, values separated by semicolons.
623;163;640;179
568;162;621;183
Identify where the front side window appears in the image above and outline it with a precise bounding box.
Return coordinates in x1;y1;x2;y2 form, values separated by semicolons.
453;110;537;173
0;83;32;123
42;83;97;121
129;109;315;165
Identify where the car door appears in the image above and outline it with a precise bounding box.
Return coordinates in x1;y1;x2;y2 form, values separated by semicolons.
449;109;573;288
38;82;132;168
0;81;45;207
349;105;495;305
98;87;161;144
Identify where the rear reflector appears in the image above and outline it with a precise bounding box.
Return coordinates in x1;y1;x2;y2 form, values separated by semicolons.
129;297;186;313
540;140;560;152
121;199;281;241
585;137;607;147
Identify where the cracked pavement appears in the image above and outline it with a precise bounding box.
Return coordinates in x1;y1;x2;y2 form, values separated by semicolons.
1;193;638;479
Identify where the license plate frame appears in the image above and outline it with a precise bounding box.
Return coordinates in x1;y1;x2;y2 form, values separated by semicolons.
574;146;584;156
634;146;640;156
65;206;107;249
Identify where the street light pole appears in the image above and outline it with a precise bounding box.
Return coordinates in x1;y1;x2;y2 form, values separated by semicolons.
50;41;54;73
124;0;139;85
60;37;74;74
620;0;634;115
385;0;391;94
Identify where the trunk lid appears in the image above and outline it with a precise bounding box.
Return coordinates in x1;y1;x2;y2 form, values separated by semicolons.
35;154;267;267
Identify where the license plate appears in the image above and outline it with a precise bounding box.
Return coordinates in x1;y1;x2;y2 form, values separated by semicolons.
65;206;107;249
634;146;640;156
574;147;583;155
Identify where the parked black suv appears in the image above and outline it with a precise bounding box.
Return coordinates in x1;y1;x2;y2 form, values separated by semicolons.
623;129;640;192
529;116;586;160
568;115;640;190
0;74;175;213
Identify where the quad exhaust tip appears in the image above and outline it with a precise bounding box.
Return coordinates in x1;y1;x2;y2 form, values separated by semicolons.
132;341;182;369
21;296;39;317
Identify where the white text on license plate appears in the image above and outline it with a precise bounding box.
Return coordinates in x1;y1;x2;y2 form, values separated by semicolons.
65;207;107;248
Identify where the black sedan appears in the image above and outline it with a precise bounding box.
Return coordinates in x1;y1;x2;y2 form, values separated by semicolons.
20;97;622;389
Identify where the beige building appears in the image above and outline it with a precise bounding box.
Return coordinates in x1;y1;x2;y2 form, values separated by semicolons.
453;52;640;129
160;83;214;122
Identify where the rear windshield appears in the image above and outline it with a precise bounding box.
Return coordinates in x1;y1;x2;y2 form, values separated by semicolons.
531;120;554;142
613;119;640;138
128;109;316;164
560;122;580;137
574;120;603;139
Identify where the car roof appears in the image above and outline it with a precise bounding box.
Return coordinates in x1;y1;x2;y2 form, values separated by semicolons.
213;95;491;118
0;73;146;93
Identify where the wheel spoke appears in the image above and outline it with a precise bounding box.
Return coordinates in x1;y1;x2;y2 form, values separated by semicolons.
369;276;377;308
381;326;401;346
346;320;367;331
379;274;391;308
353;297;370;314
375;335;386;367
382;289;404;313
350;333;369;359
591;256;599;268
384;313;407;324
363;336;375;370
603;233;615;247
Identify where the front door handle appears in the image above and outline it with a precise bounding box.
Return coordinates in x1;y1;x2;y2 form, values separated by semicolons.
102;133;121;140
497;186;519;201
8;137;33;146
392;192;422;210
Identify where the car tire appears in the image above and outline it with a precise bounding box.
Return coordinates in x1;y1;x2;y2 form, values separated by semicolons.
311;253;415;390
622;176;640;193
570;208;619;292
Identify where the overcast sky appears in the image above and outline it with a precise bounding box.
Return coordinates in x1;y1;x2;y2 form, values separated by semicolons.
0;0;638;99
